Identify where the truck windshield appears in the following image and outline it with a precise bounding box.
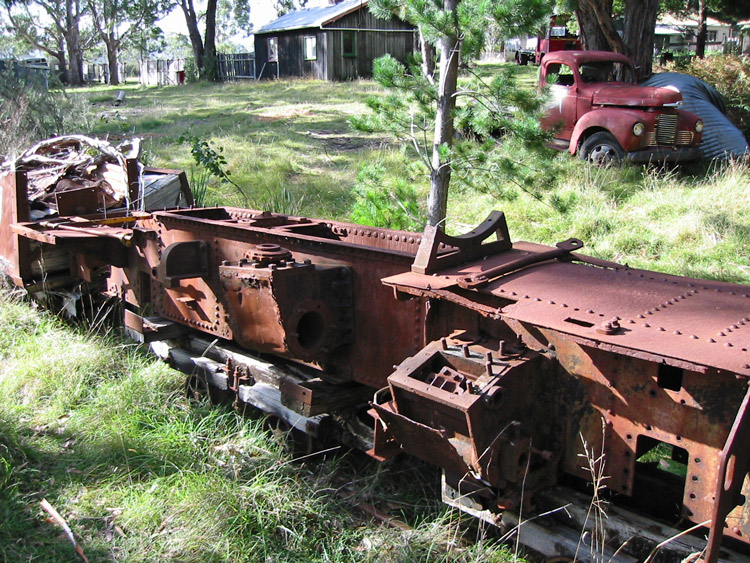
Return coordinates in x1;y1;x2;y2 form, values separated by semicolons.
579;61;634;84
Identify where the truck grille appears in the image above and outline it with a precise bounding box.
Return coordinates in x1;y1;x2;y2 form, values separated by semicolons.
656;114;678;145
675;131;694;145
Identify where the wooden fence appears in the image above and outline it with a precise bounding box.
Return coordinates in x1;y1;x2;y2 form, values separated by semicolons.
217;53;255;80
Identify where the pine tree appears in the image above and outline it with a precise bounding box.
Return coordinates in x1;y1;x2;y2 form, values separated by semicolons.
366;0;554;228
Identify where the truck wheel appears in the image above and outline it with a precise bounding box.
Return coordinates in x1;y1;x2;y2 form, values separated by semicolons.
579;132;625;167
517;53;527;66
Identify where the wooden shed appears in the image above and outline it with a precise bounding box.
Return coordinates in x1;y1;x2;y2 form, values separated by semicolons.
254;0;415;81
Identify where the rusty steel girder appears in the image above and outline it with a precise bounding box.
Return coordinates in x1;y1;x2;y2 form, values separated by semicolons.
32;206;428;388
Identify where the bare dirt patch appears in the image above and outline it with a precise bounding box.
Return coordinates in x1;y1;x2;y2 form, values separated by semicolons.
255;105;313;121
305;130;383;152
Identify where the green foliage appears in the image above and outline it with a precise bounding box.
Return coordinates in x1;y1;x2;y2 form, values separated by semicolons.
371;0;552;62
450;157;750;284
678;54;750;141
273;0;307;17
184;57;199;83
200;52;219;82
350;161;426;230
355;53;556;204
366;0;555;226
0;69;92;159
218;0;254;40
178;133;248;206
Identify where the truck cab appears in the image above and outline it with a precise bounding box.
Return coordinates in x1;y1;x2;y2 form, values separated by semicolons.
540;51;704;165
510;15;580;66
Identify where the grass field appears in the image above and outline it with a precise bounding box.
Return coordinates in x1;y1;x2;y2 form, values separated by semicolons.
81;65;750;283
1;63;750;561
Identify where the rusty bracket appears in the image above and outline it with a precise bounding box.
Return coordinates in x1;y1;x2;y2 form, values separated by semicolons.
704;384;750;563
457;238;584;289
411;211;512;274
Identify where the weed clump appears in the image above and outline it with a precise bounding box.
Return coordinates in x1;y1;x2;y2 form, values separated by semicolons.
0;70;92;161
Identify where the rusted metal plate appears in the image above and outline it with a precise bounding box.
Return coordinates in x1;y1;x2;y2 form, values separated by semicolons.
55;186;102;216
386;244;750;377
9;201;750;561
379;213;750;560
0;171;32;284
494;261;750;376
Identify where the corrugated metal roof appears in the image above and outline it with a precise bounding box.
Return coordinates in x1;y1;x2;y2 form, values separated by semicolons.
257;0;368;34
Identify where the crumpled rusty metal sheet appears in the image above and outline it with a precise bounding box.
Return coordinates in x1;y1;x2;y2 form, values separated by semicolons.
1;135;141;215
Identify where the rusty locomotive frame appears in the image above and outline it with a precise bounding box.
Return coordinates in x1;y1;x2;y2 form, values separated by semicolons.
2;167;750;563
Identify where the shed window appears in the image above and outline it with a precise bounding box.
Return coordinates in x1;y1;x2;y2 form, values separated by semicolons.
268;37;278;62
342;31;357;58
304;36;317;60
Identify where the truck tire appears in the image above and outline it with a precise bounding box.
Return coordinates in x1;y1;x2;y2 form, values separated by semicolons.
579;132;625;167
517;53;527;66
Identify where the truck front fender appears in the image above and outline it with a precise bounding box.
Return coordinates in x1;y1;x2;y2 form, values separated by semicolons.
569;108;649;155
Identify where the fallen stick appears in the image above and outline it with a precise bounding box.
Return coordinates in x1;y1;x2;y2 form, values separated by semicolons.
40;498;89;563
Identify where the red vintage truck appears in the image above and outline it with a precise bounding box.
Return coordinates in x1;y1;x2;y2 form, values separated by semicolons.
510;15;581;65
540;50;704;165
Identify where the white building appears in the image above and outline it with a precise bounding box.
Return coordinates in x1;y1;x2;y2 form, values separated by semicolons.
655;14;736;54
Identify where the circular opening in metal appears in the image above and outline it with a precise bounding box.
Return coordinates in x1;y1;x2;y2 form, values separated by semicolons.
296;311;325;350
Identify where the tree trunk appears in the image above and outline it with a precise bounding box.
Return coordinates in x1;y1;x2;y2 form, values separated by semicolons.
575;1;609;51
64;31;84;85
575;0;657;80
695;0;708;58
64;0;84;85
53;50;67;84
105;35;120;85
575;0;624;54
427;0;460;229
419;26;435;84
202;0;218;80
622;0;659;80
180;0;205;70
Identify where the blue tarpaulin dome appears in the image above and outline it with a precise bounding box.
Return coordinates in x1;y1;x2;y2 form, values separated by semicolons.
641;72;748;159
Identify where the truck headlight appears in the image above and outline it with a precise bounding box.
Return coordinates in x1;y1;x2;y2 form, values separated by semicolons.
695;120;704;133
633;122;645;136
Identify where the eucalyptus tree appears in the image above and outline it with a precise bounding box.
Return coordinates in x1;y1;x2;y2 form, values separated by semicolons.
273;0;307;17
4;0;86;84
88;0;167;84
175;0;250;80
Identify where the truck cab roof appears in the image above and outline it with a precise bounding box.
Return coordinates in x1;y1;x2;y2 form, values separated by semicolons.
542;50;635;68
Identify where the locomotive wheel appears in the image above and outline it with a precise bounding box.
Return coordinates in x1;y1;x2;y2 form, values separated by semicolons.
262;414;314;457
579;132;625;167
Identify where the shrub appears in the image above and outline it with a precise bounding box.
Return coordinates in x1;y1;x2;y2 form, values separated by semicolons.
350;161;425;231
0;69;92;161
679;54;750;141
